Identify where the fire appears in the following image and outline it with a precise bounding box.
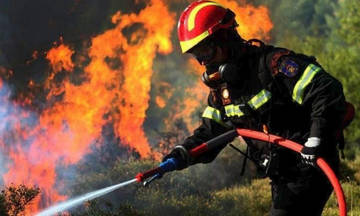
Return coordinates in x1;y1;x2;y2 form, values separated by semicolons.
110;0;175;157
171;0;273;131
46;43;74;73
155;82;174;108
45;42;75;99
0;0;176;213
156;96;167;108
0;0;272;214
217;0;273;40
173;81;208;132
188;58;204;75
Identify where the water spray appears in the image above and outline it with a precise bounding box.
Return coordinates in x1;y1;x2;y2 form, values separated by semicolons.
35;158;178;216
36;129;347;216
35;179;137;216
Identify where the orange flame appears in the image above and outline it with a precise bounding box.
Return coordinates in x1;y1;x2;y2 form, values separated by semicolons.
46;44;74;73
172;81;208;132
1;0;176;213
110;0;175;157
217;0;273;40
170;0;273;132
156;96;167;108
45;43;75;99
0;0;272;214
155;82;174;108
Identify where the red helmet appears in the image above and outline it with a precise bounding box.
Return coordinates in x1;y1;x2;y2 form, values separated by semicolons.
177;0;237;53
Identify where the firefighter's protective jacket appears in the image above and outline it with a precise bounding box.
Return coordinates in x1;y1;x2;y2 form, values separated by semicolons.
176;41;346;178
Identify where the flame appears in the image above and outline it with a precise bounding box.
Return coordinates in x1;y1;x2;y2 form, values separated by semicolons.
217;0;273;40
45;43;75;98
155;82;174;108
0;0;272;214
156;96;167;108
110;0;175;157
46;44;74;73
169;0;273;131
188;58;204;75
1;0;175;213
160;58;208;133
173;81;208;132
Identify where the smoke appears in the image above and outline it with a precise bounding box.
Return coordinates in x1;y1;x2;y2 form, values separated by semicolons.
0;0;176;213
0;80;13;182
0;78;47;194
0;0;274;214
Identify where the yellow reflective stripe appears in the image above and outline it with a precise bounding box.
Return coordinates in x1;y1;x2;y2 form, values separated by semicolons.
180;30;209;53
202;106;226;126
248;89;272;110
292;64;321;104
224;105;233;116
224;104;244;117
188;2;223;31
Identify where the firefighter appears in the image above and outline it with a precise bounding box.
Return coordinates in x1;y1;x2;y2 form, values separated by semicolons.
163;1;348;215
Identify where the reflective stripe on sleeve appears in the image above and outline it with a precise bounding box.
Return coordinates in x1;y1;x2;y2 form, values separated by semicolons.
202;106;226;126
292;64;321;104
224;104;244;117
248;89;272;110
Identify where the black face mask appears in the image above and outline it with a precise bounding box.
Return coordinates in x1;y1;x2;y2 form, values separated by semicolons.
202;63;244;88
190;41;217;65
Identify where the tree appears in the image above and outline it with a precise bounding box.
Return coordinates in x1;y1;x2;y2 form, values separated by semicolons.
0;184;40;216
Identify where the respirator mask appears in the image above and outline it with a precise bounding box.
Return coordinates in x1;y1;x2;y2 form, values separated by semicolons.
202;63;243;88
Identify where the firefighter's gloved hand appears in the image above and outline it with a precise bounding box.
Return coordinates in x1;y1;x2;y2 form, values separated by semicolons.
301;137;321;166
159;158;179;174
162;145;190;170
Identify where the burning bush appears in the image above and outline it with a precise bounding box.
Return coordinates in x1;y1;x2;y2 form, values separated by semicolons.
0;184;40;216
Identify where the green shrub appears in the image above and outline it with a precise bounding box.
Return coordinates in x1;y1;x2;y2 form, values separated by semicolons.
211;179;271;216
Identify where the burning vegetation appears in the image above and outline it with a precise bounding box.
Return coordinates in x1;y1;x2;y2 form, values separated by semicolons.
0;0;273;214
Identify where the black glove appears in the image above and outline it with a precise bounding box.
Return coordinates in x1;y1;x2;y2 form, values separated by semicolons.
300;137;321;166
162;145;190;170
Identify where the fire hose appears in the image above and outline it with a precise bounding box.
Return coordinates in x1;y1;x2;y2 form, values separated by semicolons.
136;128;347;216
36;128;347;216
